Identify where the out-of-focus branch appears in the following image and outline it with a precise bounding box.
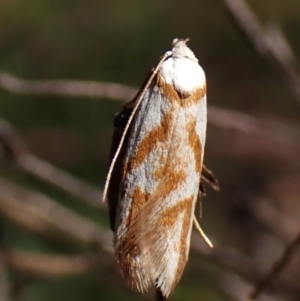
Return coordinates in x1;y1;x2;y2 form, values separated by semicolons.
1;71;300;147
3;251;98;277
224;0;300;107
251;198;300;299
251;231;300;299
208;107;300;149
2;250;140;300
1;117;300;297
1;70;300;297
0;177;299;297
18;154;104;208
191;234;261;280
0;178;111;251
0;72;136;101
254;198;299;243
191;234;300;297
1;104;300;215
222;272;285;301
0;119;104;209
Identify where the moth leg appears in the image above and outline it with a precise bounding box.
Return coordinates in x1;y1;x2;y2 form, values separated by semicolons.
193;164;218;248
193;216;213;248
201;164;219;191
199;181;206;197
197;164;219;220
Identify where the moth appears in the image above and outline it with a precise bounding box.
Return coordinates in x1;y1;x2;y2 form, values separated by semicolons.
103;39;218;298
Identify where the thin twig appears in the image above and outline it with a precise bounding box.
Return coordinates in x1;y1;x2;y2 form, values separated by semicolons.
18;153;104;208
190;233;300;297
1;118;300;296
1;72;300;297
0;118;104;209
253;198;299;243
0;72;136;101
2;249;144;299
208;106;300;149
251;231;300;299
0;178;299;297
0;178;111;251
0;105;299;201
224;0;300;107
3;250;98;277
222;272;285;301
1;72;300;149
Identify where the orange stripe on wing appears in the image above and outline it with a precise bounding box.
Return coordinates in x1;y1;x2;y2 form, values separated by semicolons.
156;74;206;106
174;196;194;286
151;195;194;294
186;119;203;174
125;112;174;173
115;186;150;291
160;196;193;228
154;166;187;199
124;186;150;229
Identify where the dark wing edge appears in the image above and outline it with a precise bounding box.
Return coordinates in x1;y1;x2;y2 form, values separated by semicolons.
107;105;133;231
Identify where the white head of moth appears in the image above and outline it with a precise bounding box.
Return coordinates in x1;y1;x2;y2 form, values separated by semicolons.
103;38;212;298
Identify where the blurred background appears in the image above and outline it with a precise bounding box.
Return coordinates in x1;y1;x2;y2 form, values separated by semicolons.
0;0;300;300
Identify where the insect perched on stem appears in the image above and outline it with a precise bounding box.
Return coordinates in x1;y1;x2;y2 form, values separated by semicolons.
103;38;218;299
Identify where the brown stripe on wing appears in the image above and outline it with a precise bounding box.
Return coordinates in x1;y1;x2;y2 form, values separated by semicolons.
160;196;194;245
118;154;189;293
150;128;187;199
106;67;157;232
115;229;149;292
156;74;206;107
120;155;187;254
123;186;150;229
114;186;151;293
125;111;174;172
119;138;188;261
127;132;195;293
153;165;187;199
171;196;194;291
186;118;203;174
135;195;195;297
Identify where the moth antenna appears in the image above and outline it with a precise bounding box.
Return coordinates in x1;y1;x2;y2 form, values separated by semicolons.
193;215;213;248
102;50;173;203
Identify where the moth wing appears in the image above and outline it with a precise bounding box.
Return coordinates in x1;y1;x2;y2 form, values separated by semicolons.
133;185;195;297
